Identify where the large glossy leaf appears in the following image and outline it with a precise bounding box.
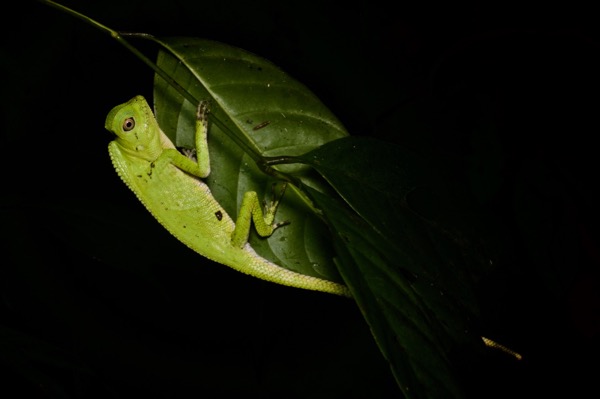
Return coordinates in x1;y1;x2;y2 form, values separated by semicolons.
151;38;348;284
293;137;494;399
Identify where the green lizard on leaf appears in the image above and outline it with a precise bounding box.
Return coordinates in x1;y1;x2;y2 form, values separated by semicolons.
105;95;351;297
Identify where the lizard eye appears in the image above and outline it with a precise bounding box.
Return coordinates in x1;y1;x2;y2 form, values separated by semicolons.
123;117;135;131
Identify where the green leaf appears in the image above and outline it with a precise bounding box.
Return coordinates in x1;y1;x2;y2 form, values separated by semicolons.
294;137;495;398
152;38;348;284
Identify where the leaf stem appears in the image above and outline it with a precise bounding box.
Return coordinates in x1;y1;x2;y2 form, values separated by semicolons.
261;156;305;166
40;0;197;106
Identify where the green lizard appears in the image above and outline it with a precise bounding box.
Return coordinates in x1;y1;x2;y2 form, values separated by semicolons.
104;95;521;360
104;95;351;297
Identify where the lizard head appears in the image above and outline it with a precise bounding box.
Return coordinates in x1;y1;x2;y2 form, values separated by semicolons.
105;95;163;161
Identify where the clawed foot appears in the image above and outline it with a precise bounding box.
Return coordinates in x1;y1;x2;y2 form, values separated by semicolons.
181;148;197;161
265;182;289;229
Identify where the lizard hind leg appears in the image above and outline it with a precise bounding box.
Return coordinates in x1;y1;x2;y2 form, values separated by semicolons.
231;183;288;248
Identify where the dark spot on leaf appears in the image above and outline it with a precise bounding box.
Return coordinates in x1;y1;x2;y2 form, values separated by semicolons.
215;210;223;221
253;121;270;130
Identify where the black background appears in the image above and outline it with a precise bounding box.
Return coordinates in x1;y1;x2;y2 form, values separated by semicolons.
1;1;598;398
